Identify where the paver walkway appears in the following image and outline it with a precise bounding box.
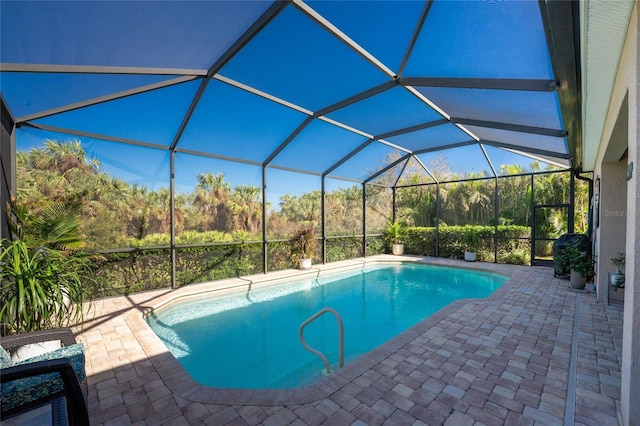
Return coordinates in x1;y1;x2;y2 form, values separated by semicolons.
75;257;623;425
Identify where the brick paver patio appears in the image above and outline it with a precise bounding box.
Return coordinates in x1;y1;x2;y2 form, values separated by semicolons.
75;257;623;425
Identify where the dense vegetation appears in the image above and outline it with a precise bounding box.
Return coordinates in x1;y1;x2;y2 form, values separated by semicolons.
11;139;589;297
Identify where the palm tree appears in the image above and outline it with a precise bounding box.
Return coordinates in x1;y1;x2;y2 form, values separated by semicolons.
194;173;232;231
230;185;261;234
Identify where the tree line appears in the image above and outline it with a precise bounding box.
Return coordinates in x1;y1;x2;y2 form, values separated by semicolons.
14;139;588;252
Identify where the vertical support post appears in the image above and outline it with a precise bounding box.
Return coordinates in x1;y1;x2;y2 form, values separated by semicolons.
530;174;535;266
170;151;177;289
262;166;268;274
569;170;576;233
321;177;326;264
362;183;367;257
392;187;397;223
494;177;499;263
435;182;440;257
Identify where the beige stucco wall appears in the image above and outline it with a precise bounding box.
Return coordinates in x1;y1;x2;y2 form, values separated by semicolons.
596;159;627;302
592;3;640;424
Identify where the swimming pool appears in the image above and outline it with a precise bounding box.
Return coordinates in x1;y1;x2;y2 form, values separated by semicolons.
147;263;507;389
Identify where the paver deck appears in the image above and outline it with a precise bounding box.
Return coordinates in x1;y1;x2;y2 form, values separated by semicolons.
75;257;624;425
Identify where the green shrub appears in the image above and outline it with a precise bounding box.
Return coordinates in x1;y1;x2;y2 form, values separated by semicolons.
403;225;530;264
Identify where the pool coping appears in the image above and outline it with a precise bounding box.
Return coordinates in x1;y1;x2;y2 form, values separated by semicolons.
123;255;518;406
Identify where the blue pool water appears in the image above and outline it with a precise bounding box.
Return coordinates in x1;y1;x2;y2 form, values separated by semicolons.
147;263;507;389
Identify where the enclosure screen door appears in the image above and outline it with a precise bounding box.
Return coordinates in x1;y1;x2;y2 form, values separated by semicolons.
532;205;570;265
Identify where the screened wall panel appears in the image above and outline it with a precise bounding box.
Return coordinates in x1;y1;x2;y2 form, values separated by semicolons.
330;142;402;182
396;156;436;186
534;171;572;206
417;145;493;181
439;180;495;227
174;153;262;237
265;169;321;239
365;185;392;235
396;185;438;227
324;179;363;237
369;157;407;187
498;175;532;226
16;128;171;250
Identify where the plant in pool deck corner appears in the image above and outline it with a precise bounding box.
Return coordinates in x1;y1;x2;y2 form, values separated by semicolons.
291;226;318;269
462;227;481;262
610;252;625;289
0;239;90;335
386;220;408;255
559;240;595;289
0;197;94;335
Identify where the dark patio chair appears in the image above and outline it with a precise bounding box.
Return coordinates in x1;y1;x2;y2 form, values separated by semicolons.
1;328;89;425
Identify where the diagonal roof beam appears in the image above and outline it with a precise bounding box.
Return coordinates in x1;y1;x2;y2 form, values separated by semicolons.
399;77;557;92
21;122;168;150
412;140;477;156
263;116;315;167
169;1;289;152
452;117;567;138
323;139;374;177
0;63;207;76
16;76;197;123
397;0;434;78
364;153;411;184
314;81;398;117
392;156;411;187
499;147;571;170
293;0;395;78
479;144;497;177
214;74;313;116
375;118;449;140
480;139;570;159
413;155;438;184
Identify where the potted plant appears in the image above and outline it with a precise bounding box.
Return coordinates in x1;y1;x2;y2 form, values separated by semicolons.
291;226;318;269
386;220;408;255
561;241;595;289
462;227;480;262
610;252;625;289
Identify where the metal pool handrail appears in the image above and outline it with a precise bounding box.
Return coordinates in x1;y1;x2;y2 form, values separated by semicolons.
299;307;344;375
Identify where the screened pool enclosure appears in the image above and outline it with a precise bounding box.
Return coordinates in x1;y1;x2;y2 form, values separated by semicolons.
0;1;586;296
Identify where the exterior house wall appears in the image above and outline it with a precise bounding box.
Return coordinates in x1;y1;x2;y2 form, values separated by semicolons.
592;3;640;423
596;159;627;302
